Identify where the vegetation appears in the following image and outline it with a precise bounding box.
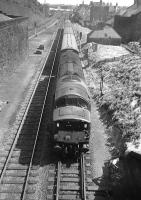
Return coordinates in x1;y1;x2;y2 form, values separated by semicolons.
92;54;141;156
71;12;83;24
0;0;50;30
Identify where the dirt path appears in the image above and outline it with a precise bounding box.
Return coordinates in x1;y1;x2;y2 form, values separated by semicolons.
90;100;111;177
89;99;111;193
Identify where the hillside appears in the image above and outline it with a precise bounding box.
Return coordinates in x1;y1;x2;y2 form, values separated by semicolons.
0;0;49;29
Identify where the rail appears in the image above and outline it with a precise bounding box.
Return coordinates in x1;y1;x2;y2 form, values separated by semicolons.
81;153;87;200
21;26;62;200
54;155;87;200
56;161;61;200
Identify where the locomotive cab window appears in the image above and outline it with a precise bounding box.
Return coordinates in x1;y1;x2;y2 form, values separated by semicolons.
55;95;90;110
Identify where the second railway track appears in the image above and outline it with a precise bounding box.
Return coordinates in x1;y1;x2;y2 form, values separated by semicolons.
0;25;63;200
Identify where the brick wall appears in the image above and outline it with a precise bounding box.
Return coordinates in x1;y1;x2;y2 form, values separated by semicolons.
114;13;141;43
133;13;141;40
114;15;134;43
0;17;28;71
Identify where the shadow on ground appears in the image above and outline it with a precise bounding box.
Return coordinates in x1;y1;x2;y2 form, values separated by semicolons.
96;103;141;200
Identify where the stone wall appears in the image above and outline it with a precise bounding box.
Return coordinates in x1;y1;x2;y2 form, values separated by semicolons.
0;17;28;72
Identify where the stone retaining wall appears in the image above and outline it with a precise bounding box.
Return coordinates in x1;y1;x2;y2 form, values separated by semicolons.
0;17;28;71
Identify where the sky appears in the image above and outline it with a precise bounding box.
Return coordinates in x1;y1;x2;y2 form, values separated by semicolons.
38;0;134;6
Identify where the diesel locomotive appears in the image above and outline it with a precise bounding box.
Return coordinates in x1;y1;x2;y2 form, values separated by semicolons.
53;20;91;154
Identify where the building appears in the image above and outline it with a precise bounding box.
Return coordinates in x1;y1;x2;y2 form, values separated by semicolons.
114;0;141;42
87;25;121;45
90;0;109;24
43;3;50;17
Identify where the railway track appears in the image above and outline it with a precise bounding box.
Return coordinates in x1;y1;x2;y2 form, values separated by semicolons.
47;152;111;200
0;25;63;200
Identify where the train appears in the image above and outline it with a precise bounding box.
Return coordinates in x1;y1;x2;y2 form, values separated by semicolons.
53;20;91;154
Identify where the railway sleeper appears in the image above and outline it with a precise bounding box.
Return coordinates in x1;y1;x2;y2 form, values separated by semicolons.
58;194;81;200
0;184;36;194
5;170;39;177
0;158;7;163
14;146;41;151
11;151;32;157
87;186;109;191
0;152;9;157
0;193;22;200
60;173;79;178
12;151;33;157
7;157;32;164
6;164;39;170
61;169;79;174
2;176;38;184
60;185;80;190
15;140;35;146
61;177;79;182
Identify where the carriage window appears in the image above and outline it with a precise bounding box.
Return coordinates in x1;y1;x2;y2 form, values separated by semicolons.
55;96;90;110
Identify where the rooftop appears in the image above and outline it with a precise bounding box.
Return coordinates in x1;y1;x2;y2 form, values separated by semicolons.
119;3;141;17
88;25;121;39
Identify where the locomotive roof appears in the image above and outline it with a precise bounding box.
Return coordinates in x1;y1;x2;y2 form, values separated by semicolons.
60;50;81;64
55;79;90;103
58;62;84;79
61;33;79;53
58;52;84;79
63;27;74;34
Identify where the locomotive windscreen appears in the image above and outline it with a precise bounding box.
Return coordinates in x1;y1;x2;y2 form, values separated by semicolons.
55;95;90;110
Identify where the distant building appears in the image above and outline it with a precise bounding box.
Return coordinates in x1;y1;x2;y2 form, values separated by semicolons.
43;4;50;17
87;25;121;45
108;3;119;19
78;4;90;21
114;0;141;42
72;4;90;26
90;0;109;24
